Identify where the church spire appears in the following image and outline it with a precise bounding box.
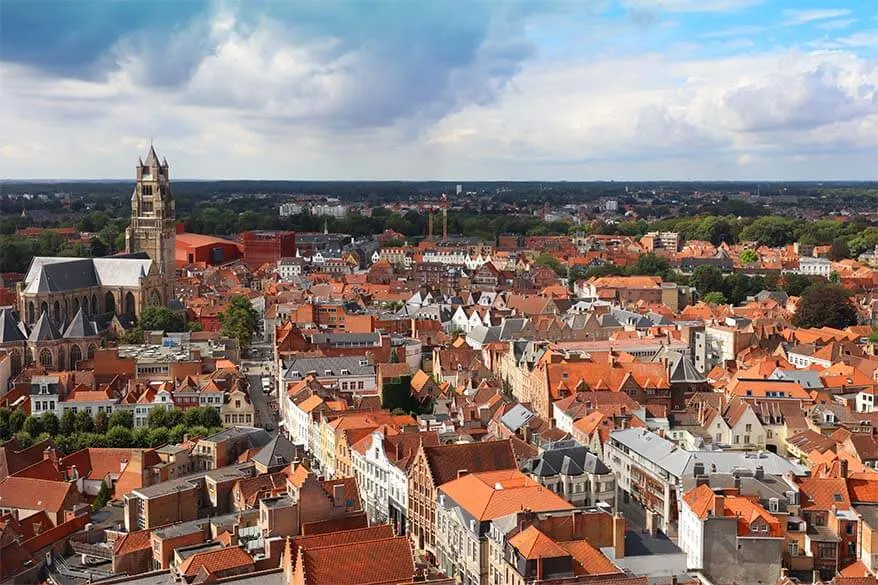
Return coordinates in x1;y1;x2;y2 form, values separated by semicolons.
145;144;161;167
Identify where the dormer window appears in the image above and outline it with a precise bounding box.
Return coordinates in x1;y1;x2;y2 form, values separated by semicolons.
324;369;333;376
291;370;300;377
341;369;350;376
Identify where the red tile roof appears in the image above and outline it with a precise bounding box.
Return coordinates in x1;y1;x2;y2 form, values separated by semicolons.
423;439;517;486
178;546;254;577
439;469;573;521
299;536;414;585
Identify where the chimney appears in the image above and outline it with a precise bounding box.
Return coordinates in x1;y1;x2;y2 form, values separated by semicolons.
43;446;59;467
840;459;849;478
712;494;724;516
613;513;626;559
754;465;764;480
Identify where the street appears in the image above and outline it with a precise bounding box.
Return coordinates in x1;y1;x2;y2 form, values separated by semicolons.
246;372;277;431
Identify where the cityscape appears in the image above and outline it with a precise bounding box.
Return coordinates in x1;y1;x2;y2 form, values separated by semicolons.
2;2;878;585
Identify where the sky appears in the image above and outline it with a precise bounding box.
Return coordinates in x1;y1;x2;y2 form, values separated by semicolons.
1;0;877;181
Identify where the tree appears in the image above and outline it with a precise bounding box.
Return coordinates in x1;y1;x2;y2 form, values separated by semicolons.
75;411;95;433
148;407;170;429
830;237;850;261
690;265;724;294
147;427;170;447
92;480;111;511
9;409;26;434
782;273;824;297
220;295;260;347
22;416;43;438
106;426;134;448
108;410;134;430
120;326;144;344
139;305;185;332
196;407;222;429
740;249;759;265
631;253;671;277
15;431;34;449
702;292;728;305
793;284;858;329
94;411;109;434
0;409;10;440
868;328;878;343
60;410;77;435
41;412;60;436
132;427;150;448
186;321;203;332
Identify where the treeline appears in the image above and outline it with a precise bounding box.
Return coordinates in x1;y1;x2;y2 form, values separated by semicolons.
0;406;223;455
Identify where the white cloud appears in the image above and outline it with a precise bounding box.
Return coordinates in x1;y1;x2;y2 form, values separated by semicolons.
623;0;763;14
782;8;852;26
816;18;858;30
0;7;877;180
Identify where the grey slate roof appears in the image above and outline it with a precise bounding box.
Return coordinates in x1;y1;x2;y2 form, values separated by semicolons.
652;348;705;384
500;403;535;432
23;256;153;294
282;355;375;380
610;428;808;479
768;368;824;389
252;434;300;469
28;311;61;342
310;332;380;345
522;439;610;477
0;308;26;343
63;307;99;339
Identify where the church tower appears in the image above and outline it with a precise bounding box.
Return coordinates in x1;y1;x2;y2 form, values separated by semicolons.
125;145;176;289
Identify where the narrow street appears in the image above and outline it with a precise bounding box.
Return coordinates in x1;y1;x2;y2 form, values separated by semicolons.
246;372;277;432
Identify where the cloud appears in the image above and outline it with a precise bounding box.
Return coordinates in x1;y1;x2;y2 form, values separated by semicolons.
622;0;763;14
815;18;858;31
0;0;876;180
782;8;852;26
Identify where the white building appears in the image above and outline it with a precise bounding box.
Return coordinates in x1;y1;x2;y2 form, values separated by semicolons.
794;257;832;278
279;202;307;216
311;203;349;219
277;257;304;281
351;429;418;532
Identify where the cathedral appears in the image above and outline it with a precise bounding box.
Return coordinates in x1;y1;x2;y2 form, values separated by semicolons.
3;148;177;375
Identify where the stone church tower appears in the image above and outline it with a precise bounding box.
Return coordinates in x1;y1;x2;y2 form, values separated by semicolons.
125;145;176;292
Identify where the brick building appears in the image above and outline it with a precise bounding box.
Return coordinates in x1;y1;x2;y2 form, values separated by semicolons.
240;231;296;268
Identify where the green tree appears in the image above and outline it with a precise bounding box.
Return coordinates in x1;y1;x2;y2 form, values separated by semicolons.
132;427;150;448
15;431;34;449
92;480;111;511
220;295;259;347
631;253;671;277
9;409;26;434
40;412;60;436
22;415;43;437
740;217;802;247
166;408;184;428
148;407;170;429
108;410;134;430
868;328;878;343
60;410;77;435
147;427;170;447
138;305;185;332
186;321;203;332
782;273;825;297
196;407;222;429
120;326;144;344
793;284;858;329
702;292;728;305
740;249;759;265
94;411;109;434
830;237;850;261
0;409;11;440
75;411;95;433
690;265;724;294
106;426;134;448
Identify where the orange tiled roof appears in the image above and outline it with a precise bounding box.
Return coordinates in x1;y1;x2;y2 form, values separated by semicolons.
178;546;254;577
508;525;569;559
298;535;414;585
439;469;573;521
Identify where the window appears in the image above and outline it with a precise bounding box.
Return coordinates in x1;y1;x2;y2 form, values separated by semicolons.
745;424;752;432
788;542;798;556
734;435;740;444
818;543;836;559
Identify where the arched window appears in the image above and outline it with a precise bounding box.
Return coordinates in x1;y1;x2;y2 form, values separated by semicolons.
105;292;116;314
57;347;66;371
83;296;89;315
9;350;22;376
87;344;97;359
40;302;49;317
149;290;162;306
39;348;53;369
73;298;80;313
28;302;35;324
70;345;82;368
124;292;136;316
91;294;98;314
63;299;69;323
53;301;61;324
